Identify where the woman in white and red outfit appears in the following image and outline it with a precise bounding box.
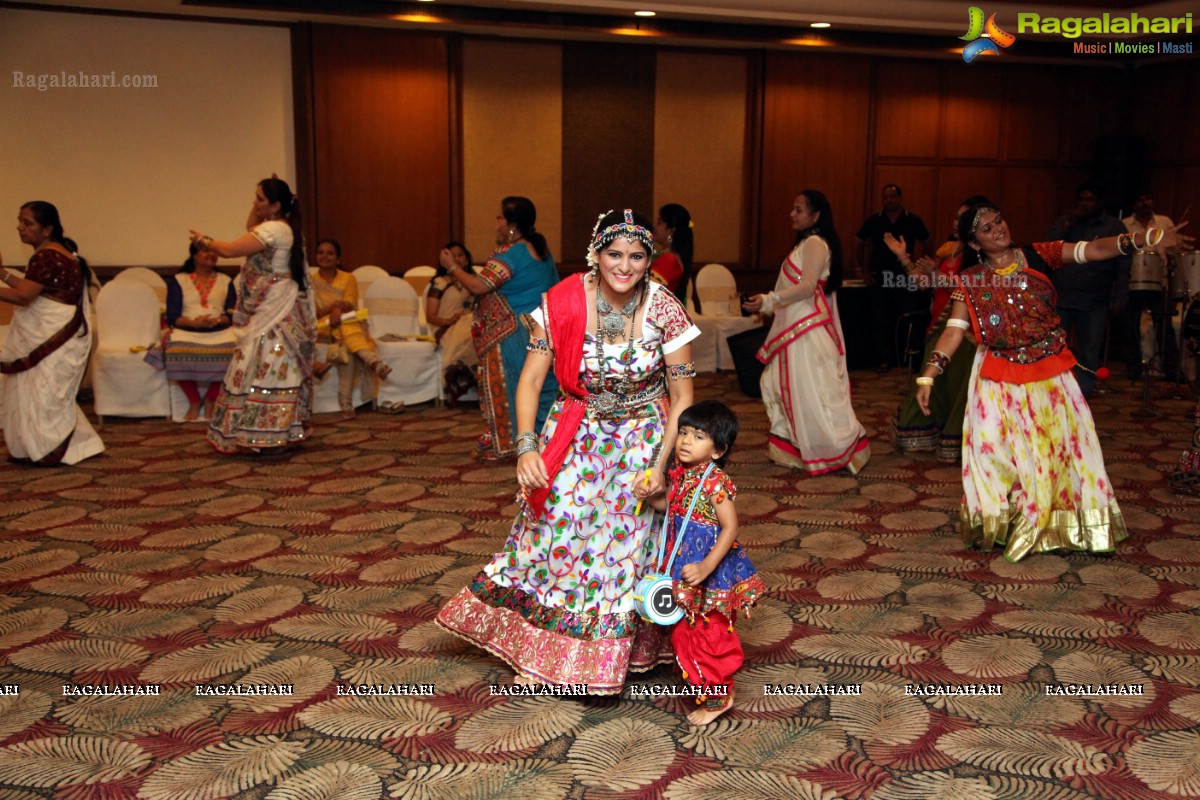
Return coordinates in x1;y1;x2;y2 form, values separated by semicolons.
743;189;870;475
916;204;1190;561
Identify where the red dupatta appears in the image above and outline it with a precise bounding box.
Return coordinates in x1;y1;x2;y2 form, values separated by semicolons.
527;273;591;519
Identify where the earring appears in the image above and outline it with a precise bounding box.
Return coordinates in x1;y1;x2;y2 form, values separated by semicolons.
508;227;517;243
667;235;673;245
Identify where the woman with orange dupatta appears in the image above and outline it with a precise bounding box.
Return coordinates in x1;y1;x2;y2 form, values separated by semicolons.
743;189;870;475
437;209;700;691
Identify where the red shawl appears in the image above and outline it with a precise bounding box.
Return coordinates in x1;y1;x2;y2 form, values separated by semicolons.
528;273;591;518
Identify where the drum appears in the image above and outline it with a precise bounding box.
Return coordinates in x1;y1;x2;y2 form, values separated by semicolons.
633;573;684;625
1130;251;1166;292
1174;251;1200;301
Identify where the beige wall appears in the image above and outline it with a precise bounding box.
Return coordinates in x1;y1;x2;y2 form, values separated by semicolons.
0;9;294;266
461;40;563;266
654;50;747;265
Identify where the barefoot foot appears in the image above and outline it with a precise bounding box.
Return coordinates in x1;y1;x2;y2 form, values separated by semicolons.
687;693;734;726
184;405;200;422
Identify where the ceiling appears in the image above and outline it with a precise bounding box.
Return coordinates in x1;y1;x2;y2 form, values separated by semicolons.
15;0;1199;58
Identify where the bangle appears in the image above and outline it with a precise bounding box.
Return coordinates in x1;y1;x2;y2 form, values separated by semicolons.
515;431;538;447
1147;227;1165;248
915;376;935;386
1073;240;1089;264
927;350;950;374
1116;233;1132;256
1132;231;1146;252
515;440;539;457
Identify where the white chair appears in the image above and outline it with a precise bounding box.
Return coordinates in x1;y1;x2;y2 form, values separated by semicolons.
690;263;758;372
351;266;390;309
405;266;438;332
403;265;436;299
92;280;170;422
364;277;441;408
112;267;168;307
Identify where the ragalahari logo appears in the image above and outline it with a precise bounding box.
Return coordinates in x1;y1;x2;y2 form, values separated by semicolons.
960;7;1017;62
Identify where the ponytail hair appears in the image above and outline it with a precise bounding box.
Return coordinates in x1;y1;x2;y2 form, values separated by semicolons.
501;196;549;262
60;236;92;285
259;177;307;290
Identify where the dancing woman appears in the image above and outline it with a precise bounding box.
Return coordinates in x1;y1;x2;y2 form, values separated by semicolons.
743;189;870;475
437;209;700;691
444;197;559;459
0;202;104;465
916;204;1190;560
190;177;317;453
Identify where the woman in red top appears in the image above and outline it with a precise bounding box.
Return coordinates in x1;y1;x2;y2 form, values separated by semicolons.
915;204;1190;560
651;203;693;307
0;201;104;465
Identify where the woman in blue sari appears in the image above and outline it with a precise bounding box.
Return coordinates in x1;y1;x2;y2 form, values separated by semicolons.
442;196;559;458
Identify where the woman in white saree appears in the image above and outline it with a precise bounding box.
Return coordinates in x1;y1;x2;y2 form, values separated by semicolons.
0;201;104;465
743;189;870;475
190;177;317;454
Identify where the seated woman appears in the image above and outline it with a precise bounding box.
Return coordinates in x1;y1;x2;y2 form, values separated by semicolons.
310;238;390;418
165;243;237;422
432;241;478;406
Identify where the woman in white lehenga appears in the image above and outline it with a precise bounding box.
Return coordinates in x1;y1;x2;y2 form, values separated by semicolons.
744;189;870;475
189;177;317;454
0;201;104;465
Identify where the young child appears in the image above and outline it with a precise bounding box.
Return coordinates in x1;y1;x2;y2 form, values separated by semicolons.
647;399;765;725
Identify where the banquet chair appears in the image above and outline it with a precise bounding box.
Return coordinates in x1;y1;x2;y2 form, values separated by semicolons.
690;263;758;372
364;277;441;409
351;266;390;309
92;280;171;422
404;266;438;331
112;267;168;307
403;266;436;298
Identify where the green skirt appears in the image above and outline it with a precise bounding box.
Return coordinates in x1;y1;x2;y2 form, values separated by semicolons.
891;316;975;463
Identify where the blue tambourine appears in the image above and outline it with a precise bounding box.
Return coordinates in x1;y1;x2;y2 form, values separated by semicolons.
633;462;714;626
633;573;683;625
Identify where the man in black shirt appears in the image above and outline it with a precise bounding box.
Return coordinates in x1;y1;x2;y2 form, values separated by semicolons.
856;184;930;371
1046;181;1129;398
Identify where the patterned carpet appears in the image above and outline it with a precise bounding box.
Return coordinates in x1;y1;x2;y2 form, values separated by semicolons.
1;370;1199;800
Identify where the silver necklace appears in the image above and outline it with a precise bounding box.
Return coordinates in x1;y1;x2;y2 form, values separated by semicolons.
590;281;641;416
596;287;640;342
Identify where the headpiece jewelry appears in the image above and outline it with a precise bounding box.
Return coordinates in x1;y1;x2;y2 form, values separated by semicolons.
586;209;655;268
970;207;998;234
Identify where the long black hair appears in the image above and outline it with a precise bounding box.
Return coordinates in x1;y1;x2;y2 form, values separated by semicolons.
259;177;307;289
658;203;693;305
501;196;549;262
794;189;842;295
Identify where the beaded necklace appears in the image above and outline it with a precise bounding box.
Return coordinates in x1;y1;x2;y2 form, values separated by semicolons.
987;248;1024;277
